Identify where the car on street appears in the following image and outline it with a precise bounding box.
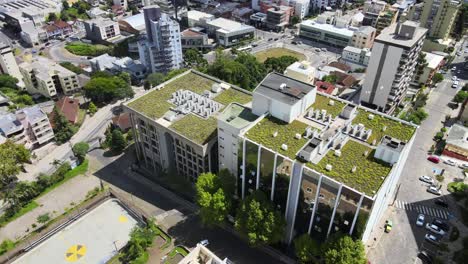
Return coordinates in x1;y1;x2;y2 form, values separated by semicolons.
418;250;434;263
252;43;258;47
419;175;434;184
426;223;446;235
452;66;457;71
457;51;462;56
292;41;298;45
315;48;321;52
427;186;442;195
452;76;458;81
273;38;278;41
453;82;459;88
427;156;440;163
200;239;209;246
268;38;272;41
434;199;449;208
321;48;327;52
433;219;450;232
444;159;457;166
416;214;425;227
439;70;446;74
459;163;468;169
425;233;440;245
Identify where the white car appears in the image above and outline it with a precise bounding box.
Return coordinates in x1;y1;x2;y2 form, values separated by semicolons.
416;214;425;227
427;186;442;195
459;163;468;169
452;76;458;81
425;223;446;236
419;175;434;184
444;159;457;166
452;66;457;71
425;233;440;245
200;239;209;246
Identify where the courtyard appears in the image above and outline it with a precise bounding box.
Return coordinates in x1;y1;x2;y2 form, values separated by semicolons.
12;199;140;264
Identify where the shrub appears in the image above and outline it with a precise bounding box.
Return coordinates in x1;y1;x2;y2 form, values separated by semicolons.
450;226;460;242
436;174;444;182
37;213;50;223
65;42;111;57
434;132;444;141
448;182;468;194
0;239;15;255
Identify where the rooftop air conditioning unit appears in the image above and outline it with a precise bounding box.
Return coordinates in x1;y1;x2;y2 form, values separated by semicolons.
280;83;287;90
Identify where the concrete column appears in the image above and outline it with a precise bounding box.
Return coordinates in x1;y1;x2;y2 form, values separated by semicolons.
241;138;246;199
256;145;262;190
350;195;364;236
308;174;323;234
270;153;278;201
326;184;343;238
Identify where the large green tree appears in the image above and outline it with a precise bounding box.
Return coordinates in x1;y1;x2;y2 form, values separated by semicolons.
195;172;231;226
146;72;165;87
0;74;19;89
235;191;285;246
294;234;320;263
52;107;78;144
0;141;30;195
184;49;207;67
72;142;89;162
264;55;298;73
84;75;134;104
323;235;367;264
110;129;127;153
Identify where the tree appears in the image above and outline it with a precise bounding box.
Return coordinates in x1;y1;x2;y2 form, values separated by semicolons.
196;172;231;226
0;74;19;89
235;191;286;246
402;108;428;125
110;129;127;153
52;107;78;144
146;72;165;87
46;12;58;22
0;141;30;196
323;75;338;84
72;142;89;162
454;90;468;103
291;15;300;25
62;0;69;9
323;236;366;264
433;73;444;83
37;213;50;223
184;49;207;67
264;56;298;73
143;80;151;90
294;234;320;263
84;75;134;104
88;102;97;116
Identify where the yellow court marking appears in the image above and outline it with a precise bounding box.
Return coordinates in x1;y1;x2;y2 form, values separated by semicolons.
65;244;87;262
119;215;128;223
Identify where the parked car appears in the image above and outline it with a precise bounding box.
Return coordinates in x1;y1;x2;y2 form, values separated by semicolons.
321;48;327;52
452;66;457;71
419;175;434;184
416;214;425;227
432;219;450;232
452;76;458;81
425;233;440;245
459;163;468;169
292;41;298;45
418;250;434;264
427;186;442;195
427;156;440;163
434;199;449;208
315;48;321;52
457;51;462;56
425;223;446;235
444;159;457;166
200;239;209;246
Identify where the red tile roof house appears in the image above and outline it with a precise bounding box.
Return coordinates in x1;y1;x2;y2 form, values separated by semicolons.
315;81;335;95
112;112;131;132
54;97;80;124
44;20;74;39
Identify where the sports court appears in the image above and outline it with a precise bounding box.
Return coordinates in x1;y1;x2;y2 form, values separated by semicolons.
13;199;140;264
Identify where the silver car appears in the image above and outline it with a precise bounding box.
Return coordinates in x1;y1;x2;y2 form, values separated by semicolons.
427;186;442;196
426;223;446;236
425;233;440;245
419;175;434;184
416;214;425;227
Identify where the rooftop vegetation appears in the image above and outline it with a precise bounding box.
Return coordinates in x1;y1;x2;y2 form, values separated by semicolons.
310;94;346;118
308;140;392;195
246;116;310;159
214;88;251;106
170;115;218;145
352;110;416;144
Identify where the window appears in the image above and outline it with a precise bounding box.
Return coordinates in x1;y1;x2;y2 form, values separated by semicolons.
306;187;312;193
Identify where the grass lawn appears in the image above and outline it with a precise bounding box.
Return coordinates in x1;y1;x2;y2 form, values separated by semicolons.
59;62;85;74
154;225;172;250
65;42;111;57
77;109;86;126
213;88;251;106
165;246;189;264
352;109;416;144
311;94;347;118
0;201;39;227
254;48;306;63
37;160;89;199
308;140;392;194
246;116;310;159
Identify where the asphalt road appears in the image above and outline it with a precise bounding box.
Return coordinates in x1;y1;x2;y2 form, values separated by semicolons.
48;41;90;65
367;38;467;264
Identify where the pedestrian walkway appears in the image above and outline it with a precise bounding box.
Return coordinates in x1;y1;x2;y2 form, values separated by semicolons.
393;200;449;220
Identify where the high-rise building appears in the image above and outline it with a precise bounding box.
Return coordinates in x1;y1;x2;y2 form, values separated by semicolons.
138;5;183;74
360;21;427;114
0;42;23;87
362;0;399;35
407;0;461;40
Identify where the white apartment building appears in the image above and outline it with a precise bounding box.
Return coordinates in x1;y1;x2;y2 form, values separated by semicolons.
310;0;338;10
19;57;81;98
138;5;183;74
290;0;309;19
113;0;128;10
0;105;54;149
360;21;427;113
83;18;121;42
284;61;316;85
0;42;23;87
342;46;371;66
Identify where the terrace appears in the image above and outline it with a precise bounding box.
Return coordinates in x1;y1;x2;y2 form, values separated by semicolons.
352;109;416;144
127;71;252;145
308;140;392;195
310;94;347;118
245;116;311;159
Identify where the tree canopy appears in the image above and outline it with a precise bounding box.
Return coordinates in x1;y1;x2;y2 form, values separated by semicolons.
323;235;367;264
0;74;19;89
110;129;127;153
235;191;286;246
432;73;444;83
294;234;320;264
52;107;78;144
184;49;207;67
264;55;298;73
72;142;89;162
0;141;30;195
84;74;134;104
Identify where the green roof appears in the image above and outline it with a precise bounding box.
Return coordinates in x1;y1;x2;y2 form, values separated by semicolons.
310;94;347;118
245;116;310;159
308;140;392;194
127;71;252;145
352;109;416;144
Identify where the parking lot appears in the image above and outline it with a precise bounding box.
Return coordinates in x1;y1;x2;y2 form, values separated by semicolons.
12;199;140;264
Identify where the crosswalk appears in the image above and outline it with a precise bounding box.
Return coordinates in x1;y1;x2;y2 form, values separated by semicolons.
393;200;449;220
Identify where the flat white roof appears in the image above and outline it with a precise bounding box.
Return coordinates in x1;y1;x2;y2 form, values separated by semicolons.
187;10;214;21
300;20;355;38
207;17;254;33
286;61;316;75
423;52;444;69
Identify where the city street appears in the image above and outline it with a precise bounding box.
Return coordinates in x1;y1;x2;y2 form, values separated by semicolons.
367;39;468;264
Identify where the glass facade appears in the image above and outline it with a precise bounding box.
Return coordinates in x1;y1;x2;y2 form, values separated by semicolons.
352;196;374;240
273;156;292;214
245;140;259;196
293;168;321;238
259;148;275;198
310;176;340;241
330;186;361;236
